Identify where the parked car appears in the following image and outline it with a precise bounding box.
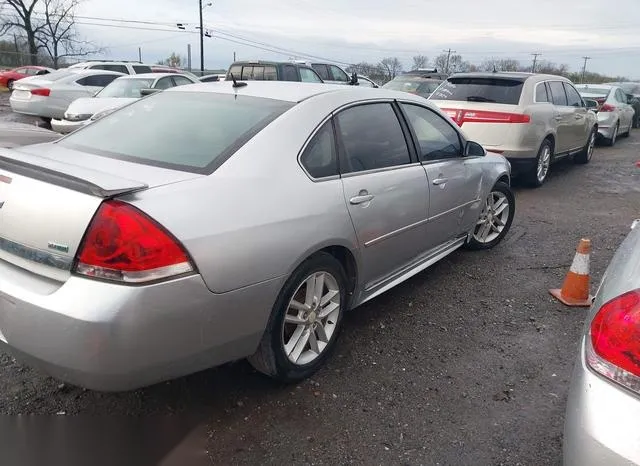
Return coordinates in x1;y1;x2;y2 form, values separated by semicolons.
227;61;324;83
576;84;636;145
564;218;640;465
200;74;226;83
354;75;379;88
0;66;54;90
429;72;598;187
0;81;513;391
10;69;125;122
51;72;199;134
68;60;153;75
606;82;640;128
382;70;447;98
150;65;200;80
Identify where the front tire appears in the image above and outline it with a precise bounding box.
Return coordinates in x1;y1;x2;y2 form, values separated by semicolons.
466;181;515;250
526;139;553;187
248;252;348;383
574;128;596;164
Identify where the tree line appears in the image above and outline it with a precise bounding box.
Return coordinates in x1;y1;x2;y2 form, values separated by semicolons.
0;0;97;68
346;53;628;85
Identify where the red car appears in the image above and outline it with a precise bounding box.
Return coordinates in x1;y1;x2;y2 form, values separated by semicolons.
0;66;54;90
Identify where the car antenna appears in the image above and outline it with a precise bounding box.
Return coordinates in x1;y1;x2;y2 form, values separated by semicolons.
229;73;247;88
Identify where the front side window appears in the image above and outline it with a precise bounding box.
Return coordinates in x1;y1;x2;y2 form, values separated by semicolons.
172;75;194;86
336;103;411;173
564;83;583;107
154;77;175;90
59;92;294;173
282;65;298;81
312;64;330;81
97;78;153;97
548;81;568;106
300;121;338;178
329;65;349;82
401;103;462;161
299;68;322;83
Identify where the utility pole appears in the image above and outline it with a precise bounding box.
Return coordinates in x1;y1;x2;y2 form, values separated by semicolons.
581;56;591;83
233;51;236;62
531;53;541;73
187;44;192;71
443;48;456;74
199;0;204;73
138;47;142;62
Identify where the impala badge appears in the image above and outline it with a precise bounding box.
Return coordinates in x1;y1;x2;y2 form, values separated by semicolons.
47;242;69;253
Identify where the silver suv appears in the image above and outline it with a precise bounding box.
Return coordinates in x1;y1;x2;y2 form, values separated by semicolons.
67;61;153;75
429;72;598;187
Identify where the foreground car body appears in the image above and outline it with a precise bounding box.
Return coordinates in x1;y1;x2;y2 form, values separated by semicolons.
564;220;640;465
51;72;198;134
575;84;635;146
0;82;512;391
9;69;124;120
429;72;598;186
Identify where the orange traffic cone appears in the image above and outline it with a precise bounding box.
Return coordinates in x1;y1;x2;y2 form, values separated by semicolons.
549;238;594;307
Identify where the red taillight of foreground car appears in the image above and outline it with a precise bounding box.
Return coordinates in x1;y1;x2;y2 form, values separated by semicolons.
75;200;194;283
588;289;640;393
30;88;51;97
600;103;616;112
441;108;531;126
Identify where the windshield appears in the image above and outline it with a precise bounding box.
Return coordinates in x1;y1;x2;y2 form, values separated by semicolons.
431;77;525;105
59;91;294;173
383;76;442;97
97;78;154;98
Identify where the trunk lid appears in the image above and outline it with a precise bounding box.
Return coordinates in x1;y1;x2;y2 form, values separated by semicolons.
0;144;202;282
429;101;526;146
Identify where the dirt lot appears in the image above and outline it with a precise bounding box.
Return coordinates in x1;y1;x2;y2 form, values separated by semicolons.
1;89;639;465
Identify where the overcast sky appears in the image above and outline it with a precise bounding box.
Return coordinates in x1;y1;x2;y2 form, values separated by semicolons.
75;0;640;77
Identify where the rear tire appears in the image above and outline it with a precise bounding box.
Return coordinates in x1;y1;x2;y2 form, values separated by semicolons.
248;252;348;383
605;122;619;146
466;181;515;250
525;139;553;188
574;128;596;164
633;113;639;129
6;79;14;91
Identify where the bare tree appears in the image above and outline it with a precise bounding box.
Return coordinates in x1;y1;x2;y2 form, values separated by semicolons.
480;57;520;72
345;62;387;84
379;57;403;80
157;52;184;68
433;53;471;74
412;55;428;70
37;0;95;68
1;0;44;65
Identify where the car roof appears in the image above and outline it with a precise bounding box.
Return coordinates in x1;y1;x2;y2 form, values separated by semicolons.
118;72;187;79
230;61;310;67
71;69;127;76
166;81;421;103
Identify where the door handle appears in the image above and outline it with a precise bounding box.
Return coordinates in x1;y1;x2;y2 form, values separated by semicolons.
350;190;374;205
432;178;448;186
554;116;563;121
575;114;584;119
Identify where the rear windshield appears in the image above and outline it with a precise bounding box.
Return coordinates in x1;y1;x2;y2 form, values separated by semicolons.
59;91;294;173
431;77;525;105
382;76;442;97
576;87;610;97
133;65;152;74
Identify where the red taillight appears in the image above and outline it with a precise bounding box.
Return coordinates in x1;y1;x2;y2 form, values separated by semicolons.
588;289;640;392
600;103;616;112
75;200;194;283
30;88;50;97
441;108;530;126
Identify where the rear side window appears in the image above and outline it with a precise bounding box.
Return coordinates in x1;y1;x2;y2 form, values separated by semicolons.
133;65;152;74
264;66;277;81
535;83;549;103
300;68;322;83
564;83;583;107
228;65;241;79
59;92;294;173
172;75;193;86
154;77;174;90
431;78;524;105
76;74;120;87
240;66;253;80
300;121;338;178
93;64;129;74
282;65;298;81
548;81;568;106
336;103;411;173
312;64;330;81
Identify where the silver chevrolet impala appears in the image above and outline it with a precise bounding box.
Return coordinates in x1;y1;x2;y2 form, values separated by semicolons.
0;82;513;390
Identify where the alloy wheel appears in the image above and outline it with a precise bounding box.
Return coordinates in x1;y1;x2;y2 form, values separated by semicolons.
282;271;341;365
473;191;511;244
587;131;596;160
536;145;551;183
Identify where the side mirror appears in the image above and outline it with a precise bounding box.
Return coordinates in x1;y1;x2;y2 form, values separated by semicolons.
464;141;486;157
140;88;160;96
584;99;598;110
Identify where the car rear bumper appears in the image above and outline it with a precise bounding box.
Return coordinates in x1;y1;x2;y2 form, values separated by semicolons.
563;338;640;465
51;118;89;134
9;95;51;118
0;259;283;391
596;113;618;139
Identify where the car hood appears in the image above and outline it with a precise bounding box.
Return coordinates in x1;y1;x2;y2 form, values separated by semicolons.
65;97;138;116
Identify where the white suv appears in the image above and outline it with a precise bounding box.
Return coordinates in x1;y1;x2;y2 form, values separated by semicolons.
67;61;153;75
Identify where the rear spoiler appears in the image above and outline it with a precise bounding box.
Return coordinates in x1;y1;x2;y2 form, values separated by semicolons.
0;151;148;198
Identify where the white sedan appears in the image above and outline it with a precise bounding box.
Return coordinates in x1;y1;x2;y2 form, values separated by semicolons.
9;69;125;122
51;72;199;134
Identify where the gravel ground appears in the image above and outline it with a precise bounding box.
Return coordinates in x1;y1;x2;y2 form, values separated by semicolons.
1;89;639;465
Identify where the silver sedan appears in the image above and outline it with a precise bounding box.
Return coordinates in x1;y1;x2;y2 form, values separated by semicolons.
0;82;513;391
575;84;635;146
564;219;640;465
